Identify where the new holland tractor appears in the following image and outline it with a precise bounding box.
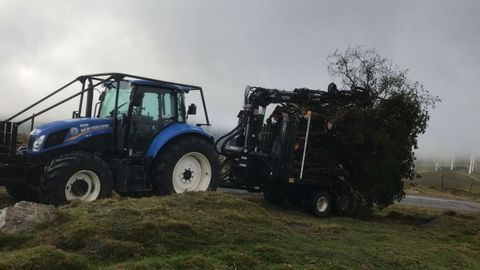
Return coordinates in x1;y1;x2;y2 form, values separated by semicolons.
0;73;219;204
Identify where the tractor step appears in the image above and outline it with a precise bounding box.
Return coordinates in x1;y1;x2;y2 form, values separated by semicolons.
113;159;152;193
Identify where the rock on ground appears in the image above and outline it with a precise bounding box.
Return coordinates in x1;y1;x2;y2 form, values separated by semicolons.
0;201;57;234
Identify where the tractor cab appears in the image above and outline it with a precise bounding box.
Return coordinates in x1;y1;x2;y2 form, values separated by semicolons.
97;79;194;157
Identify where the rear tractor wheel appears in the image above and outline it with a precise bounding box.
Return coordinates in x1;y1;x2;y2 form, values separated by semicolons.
42;152;113;205
153;136;219;195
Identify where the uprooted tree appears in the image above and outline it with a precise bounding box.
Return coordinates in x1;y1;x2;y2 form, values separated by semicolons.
321;46;439;208
217;46;439;213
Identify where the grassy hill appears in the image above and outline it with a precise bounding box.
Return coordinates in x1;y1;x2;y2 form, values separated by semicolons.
0;191;480;269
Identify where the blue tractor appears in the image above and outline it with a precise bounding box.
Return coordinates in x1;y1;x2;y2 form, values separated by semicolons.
0;73;219;204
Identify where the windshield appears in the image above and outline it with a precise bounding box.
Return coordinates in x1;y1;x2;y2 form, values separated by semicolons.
99;81;132;118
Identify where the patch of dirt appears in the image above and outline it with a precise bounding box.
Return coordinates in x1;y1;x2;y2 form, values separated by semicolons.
374;210;436;226
276;217;347;234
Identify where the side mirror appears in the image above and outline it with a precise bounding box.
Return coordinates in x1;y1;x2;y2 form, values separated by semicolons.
187;103;197;115
132;90;144;107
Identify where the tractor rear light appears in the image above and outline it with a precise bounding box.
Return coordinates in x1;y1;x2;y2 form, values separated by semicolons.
32;135;46;152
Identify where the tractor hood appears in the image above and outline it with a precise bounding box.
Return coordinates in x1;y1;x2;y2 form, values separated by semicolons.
27;118;113;155
32;118;113;136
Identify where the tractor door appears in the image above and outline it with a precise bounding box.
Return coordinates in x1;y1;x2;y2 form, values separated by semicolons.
126;87;177;156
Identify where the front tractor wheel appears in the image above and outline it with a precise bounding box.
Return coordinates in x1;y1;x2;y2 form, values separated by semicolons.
64;170;101;201
153;136;219;195
42;152;113;205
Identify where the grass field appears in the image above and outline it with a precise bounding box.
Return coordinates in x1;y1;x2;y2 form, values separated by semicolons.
0;190;479;269
415;170;480;195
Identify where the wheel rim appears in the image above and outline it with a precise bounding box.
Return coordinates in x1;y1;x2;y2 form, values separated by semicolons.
172;152;212;193
316;196;329;213
65;170;101;201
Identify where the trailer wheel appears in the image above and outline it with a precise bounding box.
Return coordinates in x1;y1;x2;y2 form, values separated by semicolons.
42;152;113;205
310;191;332;218
5;184;39;202
335;194;352;216
153;136;219;195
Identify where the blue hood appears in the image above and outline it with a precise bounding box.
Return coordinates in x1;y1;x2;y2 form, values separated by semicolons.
28;118;113;155
34;118;112;135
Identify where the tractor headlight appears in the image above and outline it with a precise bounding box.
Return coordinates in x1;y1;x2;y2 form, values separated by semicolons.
32;135;46;152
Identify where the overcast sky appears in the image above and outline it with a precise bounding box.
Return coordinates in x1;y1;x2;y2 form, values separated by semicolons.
0;0;479;161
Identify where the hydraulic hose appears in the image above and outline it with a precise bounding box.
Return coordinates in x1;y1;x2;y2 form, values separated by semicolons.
216;120;248;155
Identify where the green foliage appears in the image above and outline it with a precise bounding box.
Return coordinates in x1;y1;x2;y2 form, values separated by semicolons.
326;46;440;208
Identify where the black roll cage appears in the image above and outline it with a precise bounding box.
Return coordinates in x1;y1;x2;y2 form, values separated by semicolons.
0;72;210;153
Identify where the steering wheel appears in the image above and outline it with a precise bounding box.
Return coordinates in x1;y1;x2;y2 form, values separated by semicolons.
109;102;128;116
157;116;175;128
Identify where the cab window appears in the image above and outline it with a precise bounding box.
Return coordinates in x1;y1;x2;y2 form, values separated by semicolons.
99;81;132;118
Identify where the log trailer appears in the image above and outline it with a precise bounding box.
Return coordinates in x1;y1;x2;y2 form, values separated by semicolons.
216;84;372;217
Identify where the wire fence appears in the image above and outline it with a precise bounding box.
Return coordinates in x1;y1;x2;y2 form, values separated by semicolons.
415;170;480;194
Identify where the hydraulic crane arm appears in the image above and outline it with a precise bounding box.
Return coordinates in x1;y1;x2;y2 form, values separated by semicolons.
216;83;374;192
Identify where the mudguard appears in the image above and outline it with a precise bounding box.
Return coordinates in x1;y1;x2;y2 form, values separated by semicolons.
145;123;213;159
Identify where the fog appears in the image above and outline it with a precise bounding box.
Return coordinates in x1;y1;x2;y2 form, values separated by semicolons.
1;0;479;160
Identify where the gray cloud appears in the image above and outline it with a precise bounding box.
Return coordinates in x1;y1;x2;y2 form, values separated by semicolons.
0;0;479;160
